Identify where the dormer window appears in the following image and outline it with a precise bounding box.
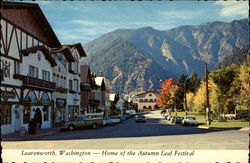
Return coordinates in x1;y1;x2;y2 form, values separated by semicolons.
38;53;41;61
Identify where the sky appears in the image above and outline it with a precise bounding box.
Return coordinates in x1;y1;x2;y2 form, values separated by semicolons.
30;0;249;44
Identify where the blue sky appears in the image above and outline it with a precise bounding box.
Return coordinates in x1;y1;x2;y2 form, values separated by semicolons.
32;1;248;44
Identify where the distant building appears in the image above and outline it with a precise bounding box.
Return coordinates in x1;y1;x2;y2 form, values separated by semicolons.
95;77;111;117
135;91;158;112
109;93;119;115
80;65;94;113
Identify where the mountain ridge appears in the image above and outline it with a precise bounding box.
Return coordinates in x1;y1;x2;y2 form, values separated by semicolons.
82;18;249;94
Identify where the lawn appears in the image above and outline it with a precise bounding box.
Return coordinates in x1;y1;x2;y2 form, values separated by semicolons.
168;111;249;128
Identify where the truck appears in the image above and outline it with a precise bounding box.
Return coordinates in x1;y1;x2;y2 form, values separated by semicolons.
60;113;104;131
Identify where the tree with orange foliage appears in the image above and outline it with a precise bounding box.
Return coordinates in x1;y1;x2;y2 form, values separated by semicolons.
156;78;178;108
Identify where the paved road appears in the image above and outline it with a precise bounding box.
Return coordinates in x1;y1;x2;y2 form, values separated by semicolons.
2;111;249;149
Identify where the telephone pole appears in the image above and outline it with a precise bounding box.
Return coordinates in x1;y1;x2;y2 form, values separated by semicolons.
205;63;211;125
184;80;188;116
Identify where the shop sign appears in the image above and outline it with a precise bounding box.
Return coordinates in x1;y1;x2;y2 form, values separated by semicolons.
1;91;15;99
56;98;66;107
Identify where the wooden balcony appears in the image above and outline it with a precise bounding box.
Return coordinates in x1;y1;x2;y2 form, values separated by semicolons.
23;76;56;91
14;74;56;91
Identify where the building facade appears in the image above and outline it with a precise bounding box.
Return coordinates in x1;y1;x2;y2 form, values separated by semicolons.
136;91;158;112
63;43;86;121
51;48;73;126
1;1;61;135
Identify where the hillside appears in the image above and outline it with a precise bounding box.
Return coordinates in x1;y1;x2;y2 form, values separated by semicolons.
82;18;249;94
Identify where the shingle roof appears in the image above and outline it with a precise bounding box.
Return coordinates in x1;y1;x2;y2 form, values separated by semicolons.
80;65;90;83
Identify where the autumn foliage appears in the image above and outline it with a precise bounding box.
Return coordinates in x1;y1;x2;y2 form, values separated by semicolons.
157;78;178;108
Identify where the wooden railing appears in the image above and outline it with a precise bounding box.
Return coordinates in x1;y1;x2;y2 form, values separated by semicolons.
23;76;56;91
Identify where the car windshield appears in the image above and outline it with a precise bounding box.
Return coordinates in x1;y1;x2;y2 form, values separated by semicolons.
138;115;145;118
187;117;196;120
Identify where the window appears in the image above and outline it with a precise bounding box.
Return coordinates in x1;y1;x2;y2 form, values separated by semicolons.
14;61;20;74
42;70;50;81
23;106;30;124
0;69;3;81
29;65;38;78
76;62;78;73
43;106;49;121
1;104;11;125
68;62;72;71
69;79;73;91
75;80;79;92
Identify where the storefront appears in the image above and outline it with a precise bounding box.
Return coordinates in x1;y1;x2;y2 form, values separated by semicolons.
54;98;67;126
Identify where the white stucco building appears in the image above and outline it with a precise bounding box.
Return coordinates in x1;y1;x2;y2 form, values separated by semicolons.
1;2;61;135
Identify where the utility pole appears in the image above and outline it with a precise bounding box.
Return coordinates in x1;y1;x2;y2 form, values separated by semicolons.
184;81;188;116
205;63;211;125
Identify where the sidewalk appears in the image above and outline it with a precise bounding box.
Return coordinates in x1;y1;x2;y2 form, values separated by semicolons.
198;125;249;131
1;128;61;141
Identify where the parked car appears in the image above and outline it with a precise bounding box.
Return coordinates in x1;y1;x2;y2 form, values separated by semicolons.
182;116;197;126
166;115;173;121
172;116;183;125
164;114;170;120
170;116;176;123
103;117;113;126
110;116;121;124
118;115;126;121
123;113;130;119
60;113;104;131
125;110;137;117
135;115;146;123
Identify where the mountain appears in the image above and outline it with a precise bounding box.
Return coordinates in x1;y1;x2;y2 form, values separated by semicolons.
83;38;171;94
215;45;249;68
82;19;249;94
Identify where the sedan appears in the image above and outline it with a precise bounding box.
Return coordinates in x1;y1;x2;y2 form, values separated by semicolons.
135;115;146;123
172;116;183;125
110;116;121;124
103;117;113;126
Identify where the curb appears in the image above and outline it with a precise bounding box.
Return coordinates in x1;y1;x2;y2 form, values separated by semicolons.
3;131;60;141
197;126;249;130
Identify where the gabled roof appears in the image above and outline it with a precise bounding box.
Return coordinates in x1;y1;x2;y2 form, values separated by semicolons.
136;91;157;98
50;48;75;62
1;1;61;48
95;77;104;87
80;65;91;83
62;43;87;58
21;46;56;66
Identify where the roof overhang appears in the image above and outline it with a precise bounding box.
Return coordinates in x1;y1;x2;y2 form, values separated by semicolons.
51;48;75;62
63;43;87;58
22;46;57;67
1;1;61;48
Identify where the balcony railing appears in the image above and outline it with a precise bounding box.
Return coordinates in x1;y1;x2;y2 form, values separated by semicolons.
23;76;56;91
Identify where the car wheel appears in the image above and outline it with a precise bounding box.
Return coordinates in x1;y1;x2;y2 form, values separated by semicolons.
92;123;98;129
68;125;74;131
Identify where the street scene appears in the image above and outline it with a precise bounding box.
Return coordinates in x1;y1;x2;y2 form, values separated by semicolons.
1;1;249;162
2;110;249;149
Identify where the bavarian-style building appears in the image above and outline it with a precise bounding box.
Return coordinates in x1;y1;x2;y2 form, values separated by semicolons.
1;1;61;135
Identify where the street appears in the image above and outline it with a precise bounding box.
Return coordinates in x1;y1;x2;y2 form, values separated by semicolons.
2;111;248;149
